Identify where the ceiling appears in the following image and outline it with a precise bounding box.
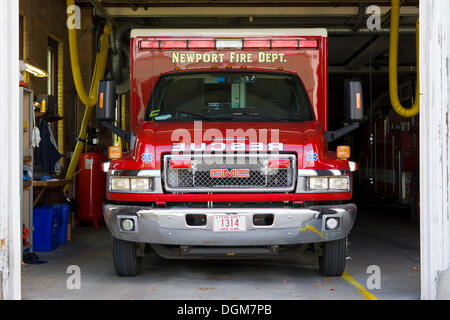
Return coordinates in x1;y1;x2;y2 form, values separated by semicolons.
77;0;419;107
76;0;418;69
77;0;418;7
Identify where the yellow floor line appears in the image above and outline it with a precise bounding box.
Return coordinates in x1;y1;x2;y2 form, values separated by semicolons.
342;271;379;300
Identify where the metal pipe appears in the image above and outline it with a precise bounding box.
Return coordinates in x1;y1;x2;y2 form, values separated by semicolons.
110;25;132;85
328;27;416;35
381;0;409;25
67;1;110;107
121;94;126;131
89;0;118;29
57;41;64;167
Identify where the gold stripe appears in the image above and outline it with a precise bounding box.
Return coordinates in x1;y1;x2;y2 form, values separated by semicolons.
342;271;378;300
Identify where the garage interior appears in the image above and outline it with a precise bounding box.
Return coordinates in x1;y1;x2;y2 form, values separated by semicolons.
2;0;438;300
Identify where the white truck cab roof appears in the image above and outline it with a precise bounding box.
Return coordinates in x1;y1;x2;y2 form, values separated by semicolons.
131;28;328;38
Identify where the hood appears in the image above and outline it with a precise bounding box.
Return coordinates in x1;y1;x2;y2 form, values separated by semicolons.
110;120;338;171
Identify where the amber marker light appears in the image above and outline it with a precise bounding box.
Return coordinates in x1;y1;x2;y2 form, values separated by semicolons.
109;146;123;160
337;146;351;160
99;92;104;109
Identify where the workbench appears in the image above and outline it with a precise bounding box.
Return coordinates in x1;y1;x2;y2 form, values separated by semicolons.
33;179;72;207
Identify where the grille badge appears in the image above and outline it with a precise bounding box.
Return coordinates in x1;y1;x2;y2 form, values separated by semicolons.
210;169;250;178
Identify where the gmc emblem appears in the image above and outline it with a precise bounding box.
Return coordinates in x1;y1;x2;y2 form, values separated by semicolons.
210;169;250;178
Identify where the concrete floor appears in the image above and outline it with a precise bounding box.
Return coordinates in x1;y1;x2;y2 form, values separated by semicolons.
21;205;420;300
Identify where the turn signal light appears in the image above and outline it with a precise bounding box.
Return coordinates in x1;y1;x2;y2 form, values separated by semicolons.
109;146;123;160
337;146;351;160
170;159;191;169
268;159;290;169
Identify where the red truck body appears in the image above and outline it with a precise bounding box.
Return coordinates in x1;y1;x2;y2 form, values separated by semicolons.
107;29;352;203
101;29;358;277
129;32;329;130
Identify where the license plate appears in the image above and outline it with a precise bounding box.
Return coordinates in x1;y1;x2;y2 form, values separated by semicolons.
213;215;246;232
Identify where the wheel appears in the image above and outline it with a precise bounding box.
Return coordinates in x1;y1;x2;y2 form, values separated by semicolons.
318;237;347;276
112;237;143;277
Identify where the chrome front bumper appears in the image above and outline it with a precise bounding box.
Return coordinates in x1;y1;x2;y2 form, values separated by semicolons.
103;204;356;246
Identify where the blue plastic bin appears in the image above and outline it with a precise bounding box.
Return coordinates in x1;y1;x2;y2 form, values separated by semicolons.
53;204;70;244
33;207;59;252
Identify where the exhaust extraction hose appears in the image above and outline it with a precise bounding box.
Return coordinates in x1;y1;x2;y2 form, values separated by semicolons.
64;0;111;193
389;0;420;118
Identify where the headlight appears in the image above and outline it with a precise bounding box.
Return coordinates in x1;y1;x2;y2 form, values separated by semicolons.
308;177;329;190
329;177;349;190
110;177;152;192
131;178;151;191
307;176;350;191
110;177;130;191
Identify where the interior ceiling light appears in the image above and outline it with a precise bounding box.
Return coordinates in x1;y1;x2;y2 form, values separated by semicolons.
23;62;49;78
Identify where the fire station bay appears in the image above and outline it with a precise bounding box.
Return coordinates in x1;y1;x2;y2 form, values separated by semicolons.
1;0;450;303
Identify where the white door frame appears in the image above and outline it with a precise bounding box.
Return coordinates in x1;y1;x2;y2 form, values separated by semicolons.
419;0;450;300
0;0;449;301
0;0;21;300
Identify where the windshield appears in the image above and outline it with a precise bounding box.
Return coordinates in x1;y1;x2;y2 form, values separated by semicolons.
145;72;315;122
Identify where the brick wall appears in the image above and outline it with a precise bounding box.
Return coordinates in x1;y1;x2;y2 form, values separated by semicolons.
19;0;96;168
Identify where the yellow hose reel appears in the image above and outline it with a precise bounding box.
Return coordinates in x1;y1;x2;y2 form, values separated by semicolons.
64;0;111;193
389;0;420;118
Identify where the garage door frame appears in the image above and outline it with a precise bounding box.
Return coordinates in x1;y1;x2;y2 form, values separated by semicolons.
419;0;450;300
0;0;21;300
1;0;450;301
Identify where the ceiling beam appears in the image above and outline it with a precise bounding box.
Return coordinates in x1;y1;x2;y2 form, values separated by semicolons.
76;1;419;8
103;6;419;18
345;36;391;70
89;0;119;28
328;65;416;73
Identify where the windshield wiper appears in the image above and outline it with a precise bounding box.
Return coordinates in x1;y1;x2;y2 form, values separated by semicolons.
231;112;289;122
154;111;216;121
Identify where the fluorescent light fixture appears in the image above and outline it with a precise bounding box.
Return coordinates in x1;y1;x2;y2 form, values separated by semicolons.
24;62;49;78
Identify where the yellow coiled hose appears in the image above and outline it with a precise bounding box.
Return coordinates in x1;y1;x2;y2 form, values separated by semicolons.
389;0;420;117
64;0;111;193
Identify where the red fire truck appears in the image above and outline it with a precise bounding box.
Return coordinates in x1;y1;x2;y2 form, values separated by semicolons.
96;29;363;277
357;80;420;222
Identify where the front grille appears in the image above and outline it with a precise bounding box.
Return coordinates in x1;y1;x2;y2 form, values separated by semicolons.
164;154;296;193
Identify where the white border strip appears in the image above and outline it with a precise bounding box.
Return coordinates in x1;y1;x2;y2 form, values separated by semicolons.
0;0;20;300
131;28;328;39
420;0;450;300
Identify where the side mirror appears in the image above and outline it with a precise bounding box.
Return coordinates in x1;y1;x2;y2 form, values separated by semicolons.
97;80;116;122
96;79;132;144
344;79;364;122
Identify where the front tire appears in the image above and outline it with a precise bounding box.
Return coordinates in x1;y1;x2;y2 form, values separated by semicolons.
113;237;143;277
318;237;347;276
